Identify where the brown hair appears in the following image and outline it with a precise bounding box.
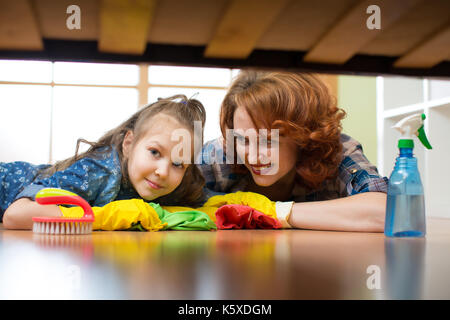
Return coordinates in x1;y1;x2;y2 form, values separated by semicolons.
220;70;346;190
42;95;206;207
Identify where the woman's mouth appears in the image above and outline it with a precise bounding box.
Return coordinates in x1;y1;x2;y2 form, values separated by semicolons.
146;179;162;190
249;164;273;175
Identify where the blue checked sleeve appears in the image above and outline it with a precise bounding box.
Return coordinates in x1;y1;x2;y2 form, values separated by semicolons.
339;134;389;196
195;138;244;193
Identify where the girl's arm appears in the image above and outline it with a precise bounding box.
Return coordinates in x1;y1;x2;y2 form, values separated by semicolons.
2;198;62;230
3;149;121;230
288;192;387;232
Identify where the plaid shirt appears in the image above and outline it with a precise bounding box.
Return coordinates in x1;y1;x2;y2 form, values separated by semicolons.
196;134;388;202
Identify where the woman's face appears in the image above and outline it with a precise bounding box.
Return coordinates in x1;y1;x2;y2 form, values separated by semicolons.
232;106;298;187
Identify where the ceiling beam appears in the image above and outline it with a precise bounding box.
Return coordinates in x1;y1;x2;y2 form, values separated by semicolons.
2;40;450;78
394;24;450;68
303;0;422;64
0;0;43;50
204;0;290;59
99;0;156;55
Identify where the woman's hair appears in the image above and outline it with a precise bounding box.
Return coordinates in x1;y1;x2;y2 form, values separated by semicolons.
220;70;346;191
42;94;207;207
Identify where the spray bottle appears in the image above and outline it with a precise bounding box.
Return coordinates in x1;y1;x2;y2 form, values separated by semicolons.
385;113;432;237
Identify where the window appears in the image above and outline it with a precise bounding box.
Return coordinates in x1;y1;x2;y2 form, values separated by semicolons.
0;61;139;163
0;84;52;163
148;65;231;87
0;61;237;164
0;60;52;83
52;86;138;162
53;62;139;86
147;65;235;142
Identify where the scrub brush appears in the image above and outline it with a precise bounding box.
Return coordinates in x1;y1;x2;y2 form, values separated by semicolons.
32;188;95;235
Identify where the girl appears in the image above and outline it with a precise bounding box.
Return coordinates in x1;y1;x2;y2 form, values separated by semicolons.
2;95;206;229
198;71;389;232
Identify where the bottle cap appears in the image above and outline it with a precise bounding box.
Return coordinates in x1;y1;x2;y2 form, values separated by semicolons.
398;139;414;149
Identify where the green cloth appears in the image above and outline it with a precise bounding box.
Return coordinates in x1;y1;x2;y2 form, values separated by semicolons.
128;222;147;232
148;203;217;231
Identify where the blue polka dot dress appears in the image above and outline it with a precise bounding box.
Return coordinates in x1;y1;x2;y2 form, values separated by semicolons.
0;146;139;221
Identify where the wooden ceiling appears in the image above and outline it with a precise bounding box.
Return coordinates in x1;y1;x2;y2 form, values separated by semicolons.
0;0;449;77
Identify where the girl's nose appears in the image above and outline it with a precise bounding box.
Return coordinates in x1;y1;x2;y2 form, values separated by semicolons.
155;161;169;178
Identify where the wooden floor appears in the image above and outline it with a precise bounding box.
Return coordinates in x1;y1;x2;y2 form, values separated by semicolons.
1;218;450;299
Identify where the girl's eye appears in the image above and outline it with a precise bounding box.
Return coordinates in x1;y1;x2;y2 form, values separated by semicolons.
149;149;160;157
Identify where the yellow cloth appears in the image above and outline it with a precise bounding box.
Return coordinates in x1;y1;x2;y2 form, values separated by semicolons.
163;192;277;222
59;199;167;231
59;192;278;230
203;191;277;219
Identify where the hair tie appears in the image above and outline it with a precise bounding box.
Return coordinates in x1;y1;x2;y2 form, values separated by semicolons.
189;92;200;100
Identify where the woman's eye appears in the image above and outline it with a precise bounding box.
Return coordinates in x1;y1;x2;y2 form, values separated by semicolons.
172;162;184;169
236;136;247;145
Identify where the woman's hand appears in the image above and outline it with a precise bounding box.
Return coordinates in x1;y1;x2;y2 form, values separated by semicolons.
288;192;387;232
2;198;62;230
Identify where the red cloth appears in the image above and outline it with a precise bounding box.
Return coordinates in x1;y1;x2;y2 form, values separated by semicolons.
215;204;282;229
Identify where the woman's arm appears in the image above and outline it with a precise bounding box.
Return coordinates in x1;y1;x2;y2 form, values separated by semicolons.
288;192;387;232
2;198;62;230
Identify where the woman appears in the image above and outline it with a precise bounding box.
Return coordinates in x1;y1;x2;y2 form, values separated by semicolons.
198;70;388;232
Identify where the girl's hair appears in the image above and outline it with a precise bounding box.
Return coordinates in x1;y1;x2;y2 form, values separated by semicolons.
43;94;207;207
220;70;346;191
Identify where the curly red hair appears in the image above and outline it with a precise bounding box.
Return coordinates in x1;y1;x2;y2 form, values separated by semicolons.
220;70;346;190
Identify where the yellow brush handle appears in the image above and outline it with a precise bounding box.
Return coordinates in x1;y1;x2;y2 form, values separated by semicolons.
36;188;79;199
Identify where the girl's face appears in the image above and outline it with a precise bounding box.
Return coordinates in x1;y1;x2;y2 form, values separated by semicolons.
123;113;191;201
233;106;298;187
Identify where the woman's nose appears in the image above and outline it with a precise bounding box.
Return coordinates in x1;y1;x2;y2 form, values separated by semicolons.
258;146;271;165
246;143;272;166
246;142;259;165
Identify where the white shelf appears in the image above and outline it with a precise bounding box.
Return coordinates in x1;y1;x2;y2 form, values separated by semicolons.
377;77;450;219
383;96;450;119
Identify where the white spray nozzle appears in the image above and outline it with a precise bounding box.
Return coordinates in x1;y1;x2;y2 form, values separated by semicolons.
392;113;424;138
392;113;432;149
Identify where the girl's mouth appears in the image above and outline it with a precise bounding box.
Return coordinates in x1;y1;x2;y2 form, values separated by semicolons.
146;179;162;189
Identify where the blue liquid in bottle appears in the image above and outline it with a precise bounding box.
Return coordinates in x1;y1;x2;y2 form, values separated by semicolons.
385;148;426;237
